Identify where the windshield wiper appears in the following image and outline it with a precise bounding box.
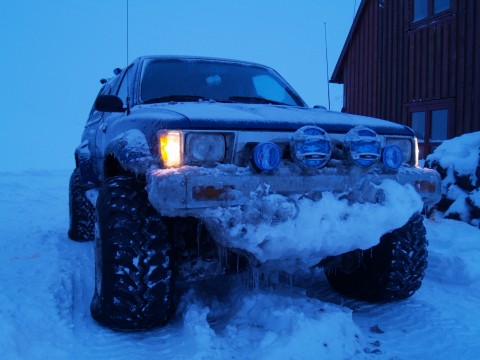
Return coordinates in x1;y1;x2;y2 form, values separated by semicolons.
143;95;206;104
227;96;287;106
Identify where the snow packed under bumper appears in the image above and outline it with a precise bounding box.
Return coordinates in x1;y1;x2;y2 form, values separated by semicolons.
147;164;441;215
146;164;440;269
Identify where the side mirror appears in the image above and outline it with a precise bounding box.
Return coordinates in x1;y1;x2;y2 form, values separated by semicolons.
95;95;124;112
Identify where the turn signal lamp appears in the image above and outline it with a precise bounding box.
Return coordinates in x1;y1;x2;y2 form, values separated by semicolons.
159;131;182;168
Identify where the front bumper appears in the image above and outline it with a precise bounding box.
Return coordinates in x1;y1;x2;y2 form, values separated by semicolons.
146;164;441;217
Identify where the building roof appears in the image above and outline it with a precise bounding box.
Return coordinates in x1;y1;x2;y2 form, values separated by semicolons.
330;0;370;84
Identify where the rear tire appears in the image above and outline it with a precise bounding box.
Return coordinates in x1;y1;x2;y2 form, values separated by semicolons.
90;176;176;330
68;168;95;241
324;214;428;302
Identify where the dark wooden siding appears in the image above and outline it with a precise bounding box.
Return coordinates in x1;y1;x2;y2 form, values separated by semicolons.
342;0;379;118
333;0;480;137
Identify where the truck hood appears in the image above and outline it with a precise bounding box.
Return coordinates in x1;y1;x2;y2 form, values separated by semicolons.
134;102;413;136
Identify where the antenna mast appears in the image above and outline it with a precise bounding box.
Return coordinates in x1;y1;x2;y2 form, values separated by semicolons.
125;0;131;114
324;22;331;111
126;0;129;67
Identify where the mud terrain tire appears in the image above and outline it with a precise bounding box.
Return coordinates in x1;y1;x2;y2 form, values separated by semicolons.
68;168;95;241
325;214;427;302
90;176;176;330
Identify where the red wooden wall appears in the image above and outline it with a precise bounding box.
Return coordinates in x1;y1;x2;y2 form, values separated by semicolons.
331;0;480;137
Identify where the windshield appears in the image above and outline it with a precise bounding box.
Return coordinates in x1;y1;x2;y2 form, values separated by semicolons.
140;59;306;107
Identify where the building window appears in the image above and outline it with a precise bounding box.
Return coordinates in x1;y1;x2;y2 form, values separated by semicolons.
410;104;450;158
413;0;428;22
412;0;451;23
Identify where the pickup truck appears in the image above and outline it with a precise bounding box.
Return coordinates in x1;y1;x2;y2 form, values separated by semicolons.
68;56;441;330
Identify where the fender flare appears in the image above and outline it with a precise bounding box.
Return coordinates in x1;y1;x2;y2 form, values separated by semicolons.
75;140;97;186
104;129;157;176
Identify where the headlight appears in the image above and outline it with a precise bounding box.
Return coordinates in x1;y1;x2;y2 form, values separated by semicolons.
385;138;413;164
290;126;332;170
345;126;382;167
159;131;183;168
185;133;225;164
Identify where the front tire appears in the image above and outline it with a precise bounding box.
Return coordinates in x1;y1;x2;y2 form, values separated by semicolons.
324;214;428;302
90;176;176;330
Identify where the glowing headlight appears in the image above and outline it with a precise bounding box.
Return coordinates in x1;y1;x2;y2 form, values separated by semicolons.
382;145;403;170
252;142;281;172
290;126;332;170
345;126;382;167
185;133;225;164
385;138;413;163
159;131;182;168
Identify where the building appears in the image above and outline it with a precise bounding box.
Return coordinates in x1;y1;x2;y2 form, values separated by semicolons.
331;0;480;157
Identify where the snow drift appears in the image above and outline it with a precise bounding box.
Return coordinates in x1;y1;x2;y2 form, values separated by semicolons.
426;131;480;225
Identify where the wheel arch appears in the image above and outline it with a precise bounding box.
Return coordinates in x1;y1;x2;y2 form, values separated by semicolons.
74;140;97;186
103;129;158;179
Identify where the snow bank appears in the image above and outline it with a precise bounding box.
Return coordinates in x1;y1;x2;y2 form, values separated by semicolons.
426;218;480;291
206;180;423;270
178;289;364;359
426;131;480;225
427;132;480;179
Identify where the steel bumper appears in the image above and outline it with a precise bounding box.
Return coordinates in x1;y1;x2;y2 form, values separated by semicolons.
146;165;441;216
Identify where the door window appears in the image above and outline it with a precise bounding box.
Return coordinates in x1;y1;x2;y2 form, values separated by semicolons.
410;103;450;158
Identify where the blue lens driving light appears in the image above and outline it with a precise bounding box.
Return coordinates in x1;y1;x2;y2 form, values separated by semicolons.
345;126;382;167
253;142;281;172
351;140;381;167
382;145;403;170
291;126;332;170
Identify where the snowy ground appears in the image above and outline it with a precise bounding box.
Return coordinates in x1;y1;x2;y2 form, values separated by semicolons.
1;170;480;360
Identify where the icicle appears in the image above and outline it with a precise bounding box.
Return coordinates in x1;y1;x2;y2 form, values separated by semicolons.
196;221;203;257
216;245;226;274
250;266;260;290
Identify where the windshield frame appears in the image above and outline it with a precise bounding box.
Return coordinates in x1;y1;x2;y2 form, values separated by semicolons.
138;58;307;107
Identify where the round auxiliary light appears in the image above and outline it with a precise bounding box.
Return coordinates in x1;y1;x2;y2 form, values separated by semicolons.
252;142;281;172
290;126;332;170
345;126;382;167
382;144;403;170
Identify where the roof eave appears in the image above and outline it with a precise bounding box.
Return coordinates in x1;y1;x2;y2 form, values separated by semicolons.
330;0;369;84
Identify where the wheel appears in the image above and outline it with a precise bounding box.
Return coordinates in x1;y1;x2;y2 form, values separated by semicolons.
90;176;176;330
324;213;428;302
68;168;95;241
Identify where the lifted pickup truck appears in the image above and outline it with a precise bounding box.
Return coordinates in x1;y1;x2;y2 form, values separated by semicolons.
68;56;441;330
